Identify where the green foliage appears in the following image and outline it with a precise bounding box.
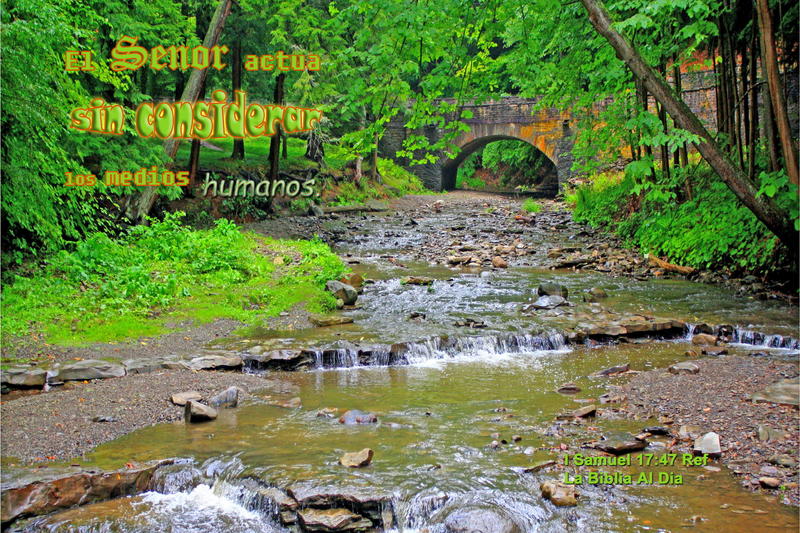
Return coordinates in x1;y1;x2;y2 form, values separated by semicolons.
377;159;428;195
521;198;542;213
2;213;346;346
572;165;796;274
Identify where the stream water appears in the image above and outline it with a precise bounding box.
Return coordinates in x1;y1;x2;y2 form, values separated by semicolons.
9;198;800;532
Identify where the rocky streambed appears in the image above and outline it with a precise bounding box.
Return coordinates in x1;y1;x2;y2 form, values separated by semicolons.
2;192;799;532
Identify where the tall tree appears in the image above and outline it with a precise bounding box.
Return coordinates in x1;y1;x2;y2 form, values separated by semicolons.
578;0;797;249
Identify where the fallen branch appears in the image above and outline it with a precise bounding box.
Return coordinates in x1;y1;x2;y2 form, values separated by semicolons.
647;254;696;275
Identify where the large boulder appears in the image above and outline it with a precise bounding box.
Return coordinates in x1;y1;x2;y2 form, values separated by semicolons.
537;282;568;299
0;460;171;524
184;401;218;423
55;360;126;381
326;281;358;305
243;350;314;371
1;368;46;388
186;355;242;371
444;508;522;533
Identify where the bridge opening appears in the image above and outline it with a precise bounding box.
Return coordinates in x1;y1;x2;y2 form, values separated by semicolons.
441;136;558;196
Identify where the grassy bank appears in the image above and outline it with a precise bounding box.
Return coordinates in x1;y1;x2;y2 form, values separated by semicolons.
565;164;798;275
2;213;346;348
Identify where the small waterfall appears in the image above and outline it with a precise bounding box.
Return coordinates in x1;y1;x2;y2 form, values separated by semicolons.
302;332;567;370
398;332;567;365
730;327;800;350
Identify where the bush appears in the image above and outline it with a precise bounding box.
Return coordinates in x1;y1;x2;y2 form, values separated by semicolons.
2;212;346;346
570;165;797;274
522;198;543;213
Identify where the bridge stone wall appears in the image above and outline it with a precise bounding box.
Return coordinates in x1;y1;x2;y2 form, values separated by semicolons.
380;71;726;193
380;97;573;194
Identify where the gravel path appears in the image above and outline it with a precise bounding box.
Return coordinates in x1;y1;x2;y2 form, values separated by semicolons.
622;356;800;505
0;370;285;463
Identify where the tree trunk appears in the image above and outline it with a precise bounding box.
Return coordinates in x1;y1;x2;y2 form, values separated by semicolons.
268;73;286;180
305;128;325;165
230;37;244;160
579;0;796;249
128;0;233;223
370;131;381;182
755;0;799;185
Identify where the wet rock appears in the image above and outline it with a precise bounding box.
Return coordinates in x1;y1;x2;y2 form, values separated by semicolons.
338;410;378;425
693;432;721;457
310;315;355;327
308;203;325;217
572;404;597;418
444;508;522;533
529;295;567;310
287;484;390;525
701;347;728;356
691;334;718;346
186;354;242;371
759;477;781;489
540;480;577;506
491;256;508;268
557;383;581;394
184;400;218;423
643;426;670;436
669;362;700;375
297;508;372;532
0;460;171;524
537;282;568;299
256;486;298;512
171;391;202;406
750;377;800;406
317;407;339;418
91;415;118;423
512;435;522;442
595;432;647;455
593;363;630;377
339;448;374;468
243;350;314;371
268;396;302;409
326;280;358;305
693;323;714;335
402;276;435;286
56;360;126;381
1;368;46;388
208;386;242;408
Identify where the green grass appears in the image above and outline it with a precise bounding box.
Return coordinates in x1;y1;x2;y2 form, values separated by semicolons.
521;198;543;213
171;136;353;172
1;212;346;347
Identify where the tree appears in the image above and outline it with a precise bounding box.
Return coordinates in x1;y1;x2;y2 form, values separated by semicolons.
578;0;796;250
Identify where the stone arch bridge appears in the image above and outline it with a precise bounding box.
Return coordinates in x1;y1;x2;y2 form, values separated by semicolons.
379;97;575;195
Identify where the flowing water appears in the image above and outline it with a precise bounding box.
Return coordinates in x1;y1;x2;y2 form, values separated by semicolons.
8;200;800;532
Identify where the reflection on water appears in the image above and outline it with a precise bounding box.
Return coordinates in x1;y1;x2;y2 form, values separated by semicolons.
19;342;797;532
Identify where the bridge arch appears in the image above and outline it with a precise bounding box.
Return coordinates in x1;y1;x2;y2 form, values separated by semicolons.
379;97;576;192
441;134;559;193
